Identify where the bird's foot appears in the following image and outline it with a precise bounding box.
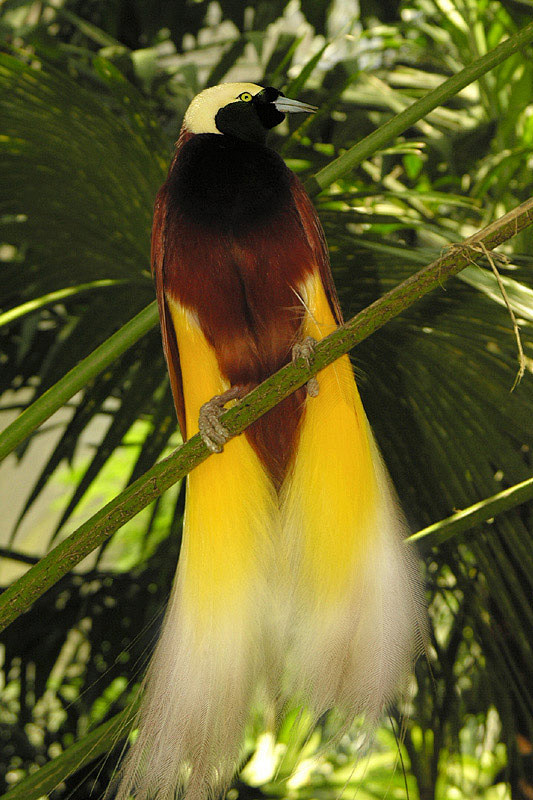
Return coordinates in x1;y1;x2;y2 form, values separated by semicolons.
198;385;244;453
292;336;319;397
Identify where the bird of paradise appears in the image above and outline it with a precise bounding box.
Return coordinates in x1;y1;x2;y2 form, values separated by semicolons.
117;83;423;800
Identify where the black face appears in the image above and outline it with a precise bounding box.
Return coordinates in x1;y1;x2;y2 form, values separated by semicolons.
214;86;286;143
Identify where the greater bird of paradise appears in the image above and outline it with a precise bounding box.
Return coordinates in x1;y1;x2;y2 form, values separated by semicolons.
117;83;423;800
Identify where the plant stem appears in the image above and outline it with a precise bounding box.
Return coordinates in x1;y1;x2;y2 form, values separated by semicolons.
0;302;158;463
0;700;139;800
0;197;532;633
3;22;533;462
0;279;129;328
408;474;533;551
305;20;533;196
5;478;533;799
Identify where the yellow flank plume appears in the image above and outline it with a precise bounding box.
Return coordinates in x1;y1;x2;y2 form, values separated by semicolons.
166;297;277;629
282;272;377;605
119;282;421;800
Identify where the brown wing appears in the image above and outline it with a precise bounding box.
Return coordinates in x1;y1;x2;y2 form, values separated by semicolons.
289;174;344;326
152;182;187;438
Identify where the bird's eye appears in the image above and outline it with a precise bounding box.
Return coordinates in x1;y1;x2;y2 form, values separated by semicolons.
238;92;253;102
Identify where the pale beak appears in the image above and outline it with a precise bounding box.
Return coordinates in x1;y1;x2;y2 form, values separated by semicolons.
273;96;317;114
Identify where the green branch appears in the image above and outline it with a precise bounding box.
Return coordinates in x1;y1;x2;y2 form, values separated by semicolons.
305;20;533;195
4;470;533;800
0;700;139;800
0;197;532;633
0;302;158;462
2;22;532;463
408;475;533;551
0;280;130;329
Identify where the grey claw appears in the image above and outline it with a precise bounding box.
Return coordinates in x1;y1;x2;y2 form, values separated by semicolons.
198;403;229;453
292;336;319;396
198;386;244;453
306;376;319;397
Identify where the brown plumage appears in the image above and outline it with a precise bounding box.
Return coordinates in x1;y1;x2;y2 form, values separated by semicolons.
152;117;340;486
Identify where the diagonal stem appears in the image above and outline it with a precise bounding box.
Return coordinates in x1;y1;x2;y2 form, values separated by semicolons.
0;700;139;800
3;471;533;800
305;20;533;196
0;302;158;463
0;197;532;633
2;22;533;465
408;475;533;551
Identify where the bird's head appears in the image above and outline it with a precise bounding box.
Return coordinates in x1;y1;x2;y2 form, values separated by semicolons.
183;83;316;144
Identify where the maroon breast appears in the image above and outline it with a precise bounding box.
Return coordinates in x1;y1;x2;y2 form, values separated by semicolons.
162;130;316;486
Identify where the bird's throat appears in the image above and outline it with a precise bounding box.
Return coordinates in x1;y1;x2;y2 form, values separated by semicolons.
166;133;293;232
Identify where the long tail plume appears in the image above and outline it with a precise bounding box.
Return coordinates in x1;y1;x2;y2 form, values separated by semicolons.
116;282;424;800
116;428;279;800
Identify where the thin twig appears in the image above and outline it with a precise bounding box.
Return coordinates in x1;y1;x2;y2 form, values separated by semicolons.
445;242;526;390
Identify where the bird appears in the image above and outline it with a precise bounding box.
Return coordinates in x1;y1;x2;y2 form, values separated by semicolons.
116;83;423;800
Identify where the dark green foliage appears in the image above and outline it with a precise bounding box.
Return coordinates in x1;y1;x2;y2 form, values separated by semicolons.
0;527;182;797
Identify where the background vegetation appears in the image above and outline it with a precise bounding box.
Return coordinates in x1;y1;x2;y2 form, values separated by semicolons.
1;0;533;798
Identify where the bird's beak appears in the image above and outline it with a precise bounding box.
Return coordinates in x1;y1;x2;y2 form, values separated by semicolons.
273;96;317;114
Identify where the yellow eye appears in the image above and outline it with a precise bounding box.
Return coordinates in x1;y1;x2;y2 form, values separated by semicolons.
238;92;253;102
